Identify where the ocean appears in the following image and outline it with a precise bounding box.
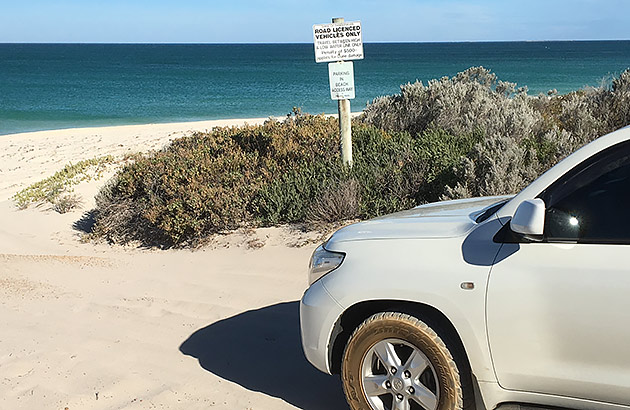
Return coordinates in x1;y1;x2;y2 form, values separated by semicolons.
1;41;629;135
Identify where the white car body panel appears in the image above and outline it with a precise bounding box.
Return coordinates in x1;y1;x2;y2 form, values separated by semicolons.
300;280;344;374
300;125;630;409
488;242;630;406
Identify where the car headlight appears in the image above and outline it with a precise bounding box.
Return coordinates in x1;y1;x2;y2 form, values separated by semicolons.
308;244;345;285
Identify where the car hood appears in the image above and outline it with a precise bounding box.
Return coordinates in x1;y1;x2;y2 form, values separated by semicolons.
326;195;512;244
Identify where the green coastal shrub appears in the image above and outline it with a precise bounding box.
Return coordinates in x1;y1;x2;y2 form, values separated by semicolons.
363;67;538;140
412;129;480;202
364;66;630;199
349;127;425;217
253;158;342;226
92;114;340;246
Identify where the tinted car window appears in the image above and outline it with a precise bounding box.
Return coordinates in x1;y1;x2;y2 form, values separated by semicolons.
539;141;630;244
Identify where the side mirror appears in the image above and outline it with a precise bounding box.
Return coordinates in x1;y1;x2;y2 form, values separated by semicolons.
510;198;545;237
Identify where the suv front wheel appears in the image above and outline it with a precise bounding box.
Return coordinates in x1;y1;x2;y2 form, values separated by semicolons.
341;312;467;410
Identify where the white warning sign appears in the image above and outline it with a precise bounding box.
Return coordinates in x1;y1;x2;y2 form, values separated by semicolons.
313;21;364;63
328;61;355;100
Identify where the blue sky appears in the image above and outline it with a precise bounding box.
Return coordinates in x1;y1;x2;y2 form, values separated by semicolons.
1;0;628;43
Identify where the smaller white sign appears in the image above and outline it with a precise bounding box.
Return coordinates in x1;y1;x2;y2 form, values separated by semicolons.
328;61;355;100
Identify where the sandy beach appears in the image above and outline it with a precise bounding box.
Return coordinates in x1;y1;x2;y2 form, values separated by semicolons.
0;119;347;409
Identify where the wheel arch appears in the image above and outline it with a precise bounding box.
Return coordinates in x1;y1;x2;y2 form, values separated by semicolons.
328;299;472;376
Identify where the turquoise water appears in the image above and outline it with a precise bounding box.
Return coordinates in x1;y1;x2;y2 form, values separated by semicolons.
1;42;629;135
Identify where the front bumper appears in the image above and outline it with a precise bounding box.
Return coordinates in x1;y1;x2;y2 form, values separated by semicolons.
299;279;344;374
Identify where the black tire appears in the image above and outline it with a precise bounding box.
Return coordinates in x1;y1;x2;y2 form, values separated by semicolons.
341;312;467;410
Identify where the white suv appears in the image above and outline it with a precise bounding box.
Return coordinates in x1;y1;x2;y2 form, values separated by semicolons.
300;126;630;410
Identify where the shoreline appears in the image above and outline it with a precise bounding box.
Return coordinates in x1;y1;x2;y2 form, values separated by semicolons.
0;116;281;139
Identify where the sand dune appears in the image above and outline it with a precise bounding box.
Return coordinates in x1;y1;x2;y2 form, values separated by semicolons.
0;119;347;409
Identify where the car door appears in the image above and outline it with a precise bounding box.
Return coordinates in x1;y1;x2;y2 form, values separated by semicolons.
486;140;630;406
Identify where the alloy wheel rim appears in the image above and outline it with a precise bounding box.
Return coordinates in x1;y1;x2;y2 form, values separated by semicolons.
360;338;440;410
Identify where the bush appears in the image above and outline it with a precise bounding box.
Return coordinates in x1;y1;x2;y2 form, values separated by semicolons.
93;114;340;246
307;177;360;224
253;159;342;226
349;127;426;216
363;67;539;141
443;134;540;199
53;194;83;214
364;66;630;200
413;129;480;202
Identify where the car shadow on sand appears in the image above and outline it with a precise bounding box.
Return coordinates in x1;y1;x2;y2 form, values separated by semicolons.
179;301;347;410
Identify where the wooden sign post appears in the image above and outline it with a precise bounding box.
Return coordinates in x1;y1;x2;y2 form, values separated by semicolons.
313;17;364;168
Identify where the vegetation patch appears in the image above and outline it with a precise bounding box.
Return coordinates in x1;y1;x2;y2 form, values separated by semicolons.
13;156;114;213
364;66;630;198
